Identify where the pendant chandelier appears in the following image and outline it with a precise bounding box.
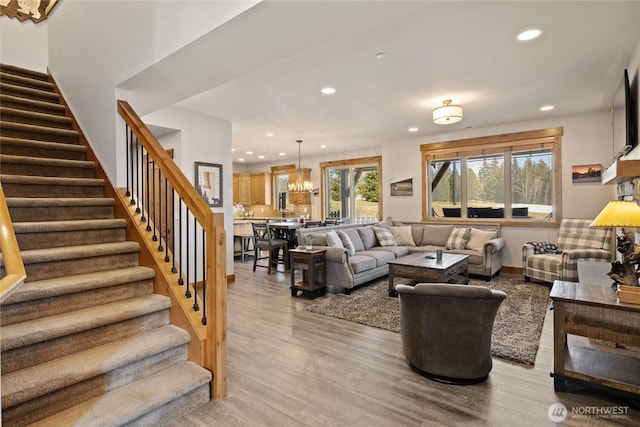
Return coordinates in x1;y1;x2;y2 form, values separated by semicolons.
288;140;314;192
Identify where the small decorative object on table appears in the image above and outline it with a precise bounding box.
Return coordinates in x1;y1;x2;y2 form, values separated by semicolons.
305;238;313;251
590;200;640;303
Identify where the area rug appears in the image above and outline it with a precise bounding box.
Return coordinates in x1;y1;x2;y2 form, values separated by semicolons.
305;277;551;366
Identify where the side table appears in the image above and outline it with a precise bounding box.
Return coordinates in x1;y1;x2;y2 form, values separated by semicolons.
289;248;327;299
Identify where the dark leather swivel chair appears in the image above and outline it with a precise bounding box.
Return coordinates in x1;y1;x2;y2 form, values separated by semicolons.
397;283;506;384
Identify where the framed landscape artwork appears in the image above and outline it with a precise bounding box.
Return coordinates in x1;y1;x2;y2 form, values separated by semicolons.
390;177;413;196
571;164;602;184
195;162;223;207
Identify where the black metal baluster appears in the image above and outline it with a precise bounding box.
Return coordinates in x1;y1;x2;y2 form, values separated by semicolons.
201;228;207;325
185;207;191;298
193;217;199;312
151;160;158;242
178;199;184;285
134;137;140;211
140;149;147;225
125;126;130;197
171;189;177;273
157;170;164;252
164;177;170;260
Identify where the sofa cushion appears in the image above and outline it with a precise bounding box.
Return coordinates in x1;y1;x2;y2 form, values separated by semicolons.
446;227;470;250
309;233;327;246
358;226;378;250
422;225;454;246
344;228;365;252
410;225;425;246
325;230;344;249
373;226;396;247
349;255;377;273
446;248;483;265
465;228;497;252
371;246;410;257
358;250;395;267
376;217;393;229
337;230;356;255
388;226;416;246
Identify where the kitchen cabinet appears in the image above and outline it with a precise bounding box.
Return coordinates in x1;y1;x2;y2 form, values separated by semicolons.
233;173;251;205
250;172;272;205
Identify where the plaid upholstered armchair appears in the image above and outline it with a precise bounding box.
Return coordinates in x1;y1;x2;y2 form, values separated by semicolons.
522;219;612;283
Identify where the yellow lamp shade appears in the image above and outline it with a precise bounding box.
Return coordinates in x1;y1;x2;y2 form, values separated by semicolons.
590;200;640;228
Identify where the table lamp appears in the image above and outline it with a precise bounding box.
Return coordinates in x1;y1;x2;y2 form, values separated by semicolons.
590;200;640;290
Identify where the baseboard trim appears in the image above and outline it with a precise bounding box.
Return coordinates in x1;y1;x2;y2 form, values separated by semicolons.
227;274;235;283
501;266;522;275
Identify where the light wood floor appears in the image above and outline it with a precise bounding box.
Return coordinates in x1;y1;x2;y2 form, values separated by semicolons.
169;260;639;426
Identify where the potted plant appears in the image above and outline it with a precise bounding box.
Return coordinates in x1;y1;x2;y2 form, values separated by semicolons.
305;237;313;251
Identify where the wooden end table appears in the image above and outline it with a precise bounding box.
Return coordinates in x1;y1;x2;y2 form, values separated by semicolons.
290;248;327;299
388;252;469;297
550;280;640;398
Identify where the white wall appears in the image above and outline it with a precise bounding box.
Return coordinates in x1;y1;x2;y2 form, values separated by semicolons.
0;18;48;72
47;1;255;186
382;110;616;268
142;107;234;274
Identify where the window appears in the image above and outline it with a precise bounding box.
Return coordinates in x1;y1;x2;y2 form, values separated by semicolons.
422;128;562;224
320;156;382;224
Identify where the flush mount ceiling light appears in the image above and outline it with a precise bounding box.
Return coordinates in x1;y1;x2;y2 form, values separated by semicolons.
433;100;463;125
540;105;554;111
321;87;336;95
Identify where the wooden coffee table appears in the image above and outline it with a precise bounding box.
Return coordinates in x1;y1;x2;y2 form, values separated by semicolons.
388;252;469;297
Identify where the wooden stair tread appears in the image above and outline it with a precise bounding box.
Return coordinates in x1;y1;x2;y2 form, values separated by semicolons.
2;266;155;305
1;325;190;408
0;154;95;169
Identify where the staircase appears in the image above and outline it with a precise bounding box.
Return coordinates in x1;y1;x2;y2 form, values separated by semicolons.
0;64;212;426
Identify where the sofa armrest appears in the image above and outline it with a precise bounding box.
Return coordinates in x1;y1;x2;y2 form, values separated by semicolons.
522;243;536;259
313;245;348;263
484;237;505;253
561;248;611;261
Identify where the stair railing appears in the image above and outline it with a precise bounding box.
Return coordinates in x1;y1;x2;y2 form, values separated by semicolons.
116;100;227;399
0;183;27;303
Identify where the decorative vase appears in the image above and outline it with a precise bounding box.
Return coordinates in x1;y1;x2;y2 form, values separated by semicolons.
305;244;313;251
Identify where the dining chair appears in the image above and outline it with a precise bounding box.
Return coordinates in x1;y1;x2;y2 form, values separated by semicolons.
252;222;288;274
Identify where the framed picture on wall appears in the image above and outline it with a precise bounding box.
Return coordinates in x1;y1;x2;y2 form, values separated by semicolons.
390;177;413;196
195;162;223;207
571;164;602;184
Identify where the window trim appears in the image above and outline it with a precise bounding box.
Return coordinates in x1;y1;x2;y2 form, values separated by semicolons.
320;156;382;222
420;127;563;227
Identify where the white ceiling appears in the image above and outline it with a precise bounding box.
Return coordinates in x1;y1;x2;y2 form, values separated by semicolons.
132;1;640;165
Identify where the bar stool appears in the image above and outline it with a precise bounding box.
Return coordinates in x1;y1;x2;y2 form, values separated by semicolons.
252;222;288;274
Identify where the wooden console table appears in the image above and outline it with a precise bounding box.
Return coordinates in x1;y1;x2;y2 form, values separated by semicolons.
289;248;326;299
550;280;640;397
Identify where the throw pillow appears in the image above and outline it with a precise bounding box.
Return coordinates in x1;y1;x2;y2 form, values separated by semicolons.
373;226;397;247
388;226;416;246
344;228;365;252
465;228;497;252
527;241;561;254
325;230;344;249
357;226;378;250
375;217;393;229
309;234;327;247
422;225;454;246
446;227;470;250
337;230;356;255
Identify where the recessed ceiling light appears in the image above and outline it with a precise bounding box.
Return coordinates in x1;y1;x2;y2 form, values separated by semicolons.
231;148;235;152
238;158;245;162
517;28;543;41
375;52;387;59
408;127;419;132
267;133;273;137
258;155;264;159
279;152;286;156
320;145;326;149
540;105;554;111
246;151;253;155
321;87;336;95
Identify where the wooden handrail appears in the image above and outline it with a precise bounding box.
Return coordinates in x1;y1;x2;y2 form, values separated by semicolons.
0;182;27;303
117;100;227;399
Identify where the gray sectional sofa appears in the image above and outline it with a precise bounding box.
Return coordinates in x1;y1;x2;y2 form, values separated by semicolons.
296;219;505;294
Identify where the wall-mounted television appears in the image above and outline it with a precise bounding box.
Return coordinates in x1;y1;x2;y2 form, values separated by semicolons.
612;69;638;160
